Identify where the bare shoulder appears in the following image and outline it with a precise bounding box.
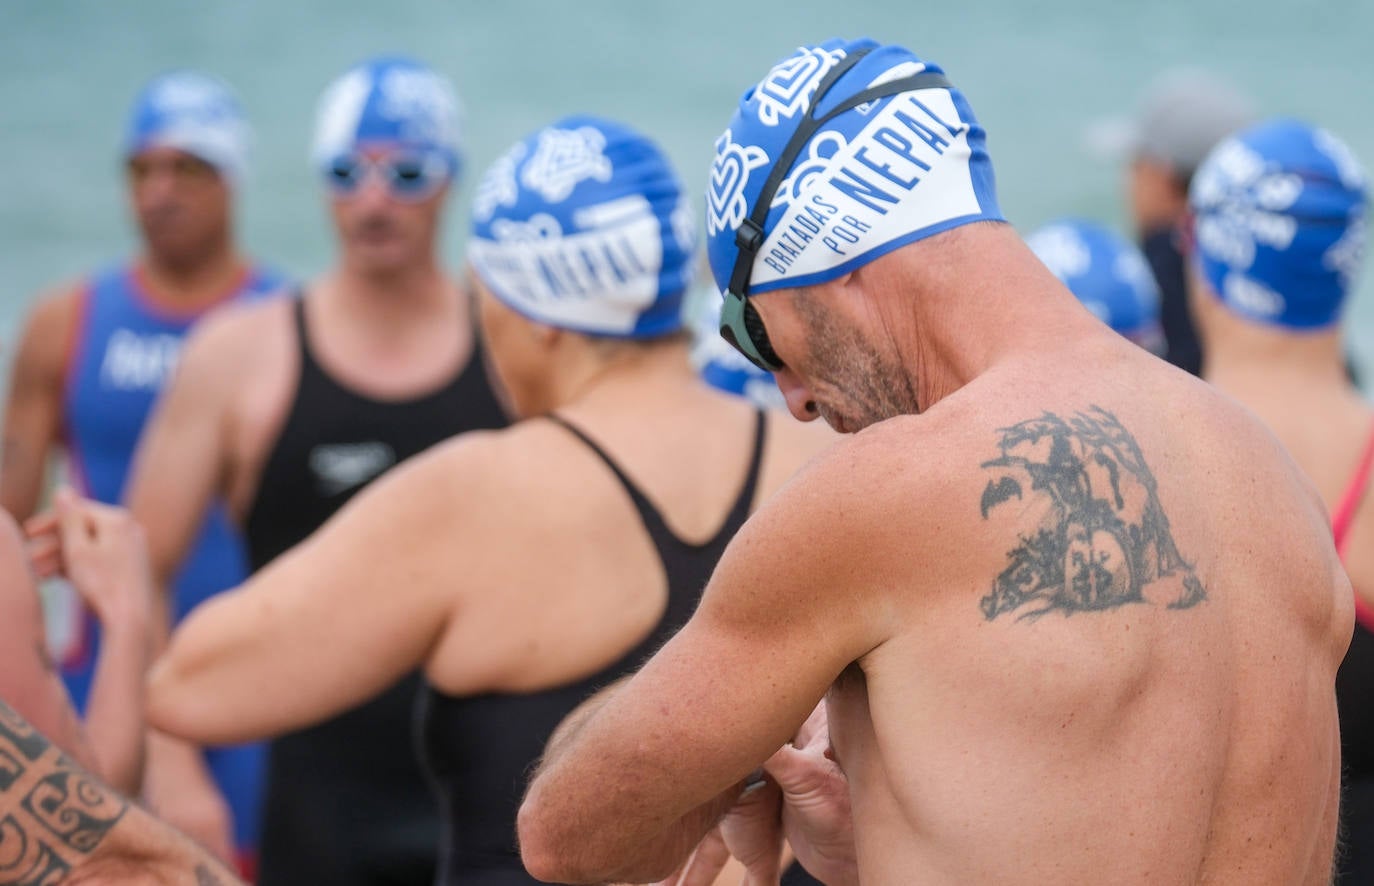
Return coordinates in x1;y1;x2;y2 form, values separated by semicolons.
1164;374;1325;511
12;280;85;369
182;291;294;367
22;278;85;326
352;421;608;544
801;403;982;498
439;418;627;516
169;293;297;413
743;410;975;574
756;411;838;499
374;426;514;511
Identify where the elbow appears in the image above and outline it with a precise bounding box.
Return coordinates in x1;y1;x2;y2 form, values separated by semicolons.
517;784;610;884
517;783;668;885
145;655;217;744
517;787;574;883
144;657;190;737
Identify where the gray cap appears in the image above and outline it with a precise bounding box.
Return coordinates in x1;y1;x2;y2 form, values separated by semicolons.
1127;68;1258;180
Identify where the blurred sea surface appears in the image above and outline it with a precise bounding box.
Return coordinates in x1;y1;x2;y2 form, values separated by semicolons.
2;0;1370;364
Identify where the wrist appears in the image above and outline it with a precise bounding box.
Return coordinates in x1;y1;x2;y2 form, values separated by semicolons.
147;730;206;770
91;596;151;639
90;577;152;624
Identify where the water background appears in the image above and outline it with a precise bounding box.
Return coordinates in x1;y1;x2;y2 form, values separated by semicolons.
2;0;1370;363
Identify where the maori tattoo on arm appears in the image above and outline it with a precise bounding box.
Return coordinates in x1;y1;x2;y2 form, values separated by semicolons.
0;700;127;885
195;863;226;885
978;406;1206;621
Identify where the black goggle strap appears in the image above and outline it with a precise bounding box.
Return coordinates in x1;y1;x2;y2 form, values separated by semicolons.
726;53;954;300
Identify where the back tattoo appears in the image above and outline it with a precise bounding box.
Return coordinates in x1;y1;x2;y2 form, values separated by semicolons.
978;406;1206;621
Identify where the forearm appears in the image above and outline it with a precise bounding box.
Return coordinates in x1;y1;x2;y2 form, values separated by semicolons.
144;728;216;796
522;682;746;883
523;775;742;884
68;803;244;885
0;699;242;885
0;424;52;521
83;604;151;794
0;464;42;520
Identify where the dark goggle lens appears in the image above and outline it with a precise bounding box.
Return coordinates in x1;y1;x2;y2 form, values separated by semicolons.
324;154;446;198
720;292;784;372
743;301;784;370
387;158;434;194
326;158;362;191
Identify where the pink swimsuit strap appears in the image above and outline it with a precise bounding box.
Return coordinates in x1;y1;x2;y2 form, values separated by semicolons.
1333;421;1374;632
1334;421;1374;554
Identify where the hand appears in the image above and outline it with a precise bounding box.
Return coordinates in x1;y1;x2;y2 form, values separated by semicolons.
658;705;848;886
143;734;236;863
650;826;734;886
653;781;784;886
26;488;153;623
763;703;857;886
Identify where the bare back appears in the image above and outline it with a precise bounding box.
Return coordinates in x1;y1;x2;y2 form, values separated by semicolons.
424;380;834;695
830;340;1349;884
1208;374;1374;599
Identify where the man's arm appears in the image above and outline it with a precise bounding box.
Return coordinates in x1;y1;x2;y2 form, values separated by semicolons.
0;512;98;774
26;490;154;796
518;435;904;884
0;698;242;885
124;313;241;625
122;311;247;862
0;286;80;520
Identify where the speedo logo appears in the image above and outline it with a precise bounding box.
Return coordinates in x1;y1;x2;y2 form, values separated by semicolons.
308;442;396;496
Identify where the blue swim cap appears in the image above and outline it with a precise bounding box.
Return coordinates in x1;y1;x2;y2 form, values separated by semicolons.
124;71;250;184
468;115;694;339
706;38;1003;298
311;56;462;174
1026;219;1164;353
689;294;785;409
1189;118;1367;330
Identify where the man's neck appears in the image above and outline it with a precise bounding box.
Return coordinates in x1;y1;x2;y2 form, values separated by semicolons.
139;241;246;309
875;223;1100;413
328;258;453;332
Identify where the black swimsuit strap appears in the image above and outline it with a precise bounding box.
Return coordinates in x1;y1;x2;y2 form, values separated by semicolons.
546;408;768;550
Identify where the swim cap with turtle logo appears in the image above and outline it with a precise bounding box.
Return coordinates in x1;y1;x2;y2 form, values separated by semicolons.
311;55;463;176
1189;118;1367;330
705;37;1003;298
124;70;251;184
468;115;694;339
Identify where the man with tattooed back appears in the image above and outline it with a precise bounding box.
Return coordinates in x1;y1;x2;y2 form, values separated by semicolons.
518;39;1351;885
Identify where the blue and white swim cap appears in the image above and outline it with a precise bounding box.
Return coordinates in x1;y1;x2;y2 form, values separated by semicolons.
1189;118;1367;330
310;56;463;174
706;38;1003;297
124;71;250;184
1026;218;1164;352
690;293;786;409
468;115;695;339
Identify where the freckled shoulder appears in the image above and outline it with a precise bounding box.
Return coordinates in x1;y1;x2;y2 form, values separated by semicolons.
742;410;975;566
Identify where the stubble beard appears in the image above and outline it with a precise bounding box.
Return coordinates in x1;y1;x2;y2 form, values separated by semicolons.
795;296;920;433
